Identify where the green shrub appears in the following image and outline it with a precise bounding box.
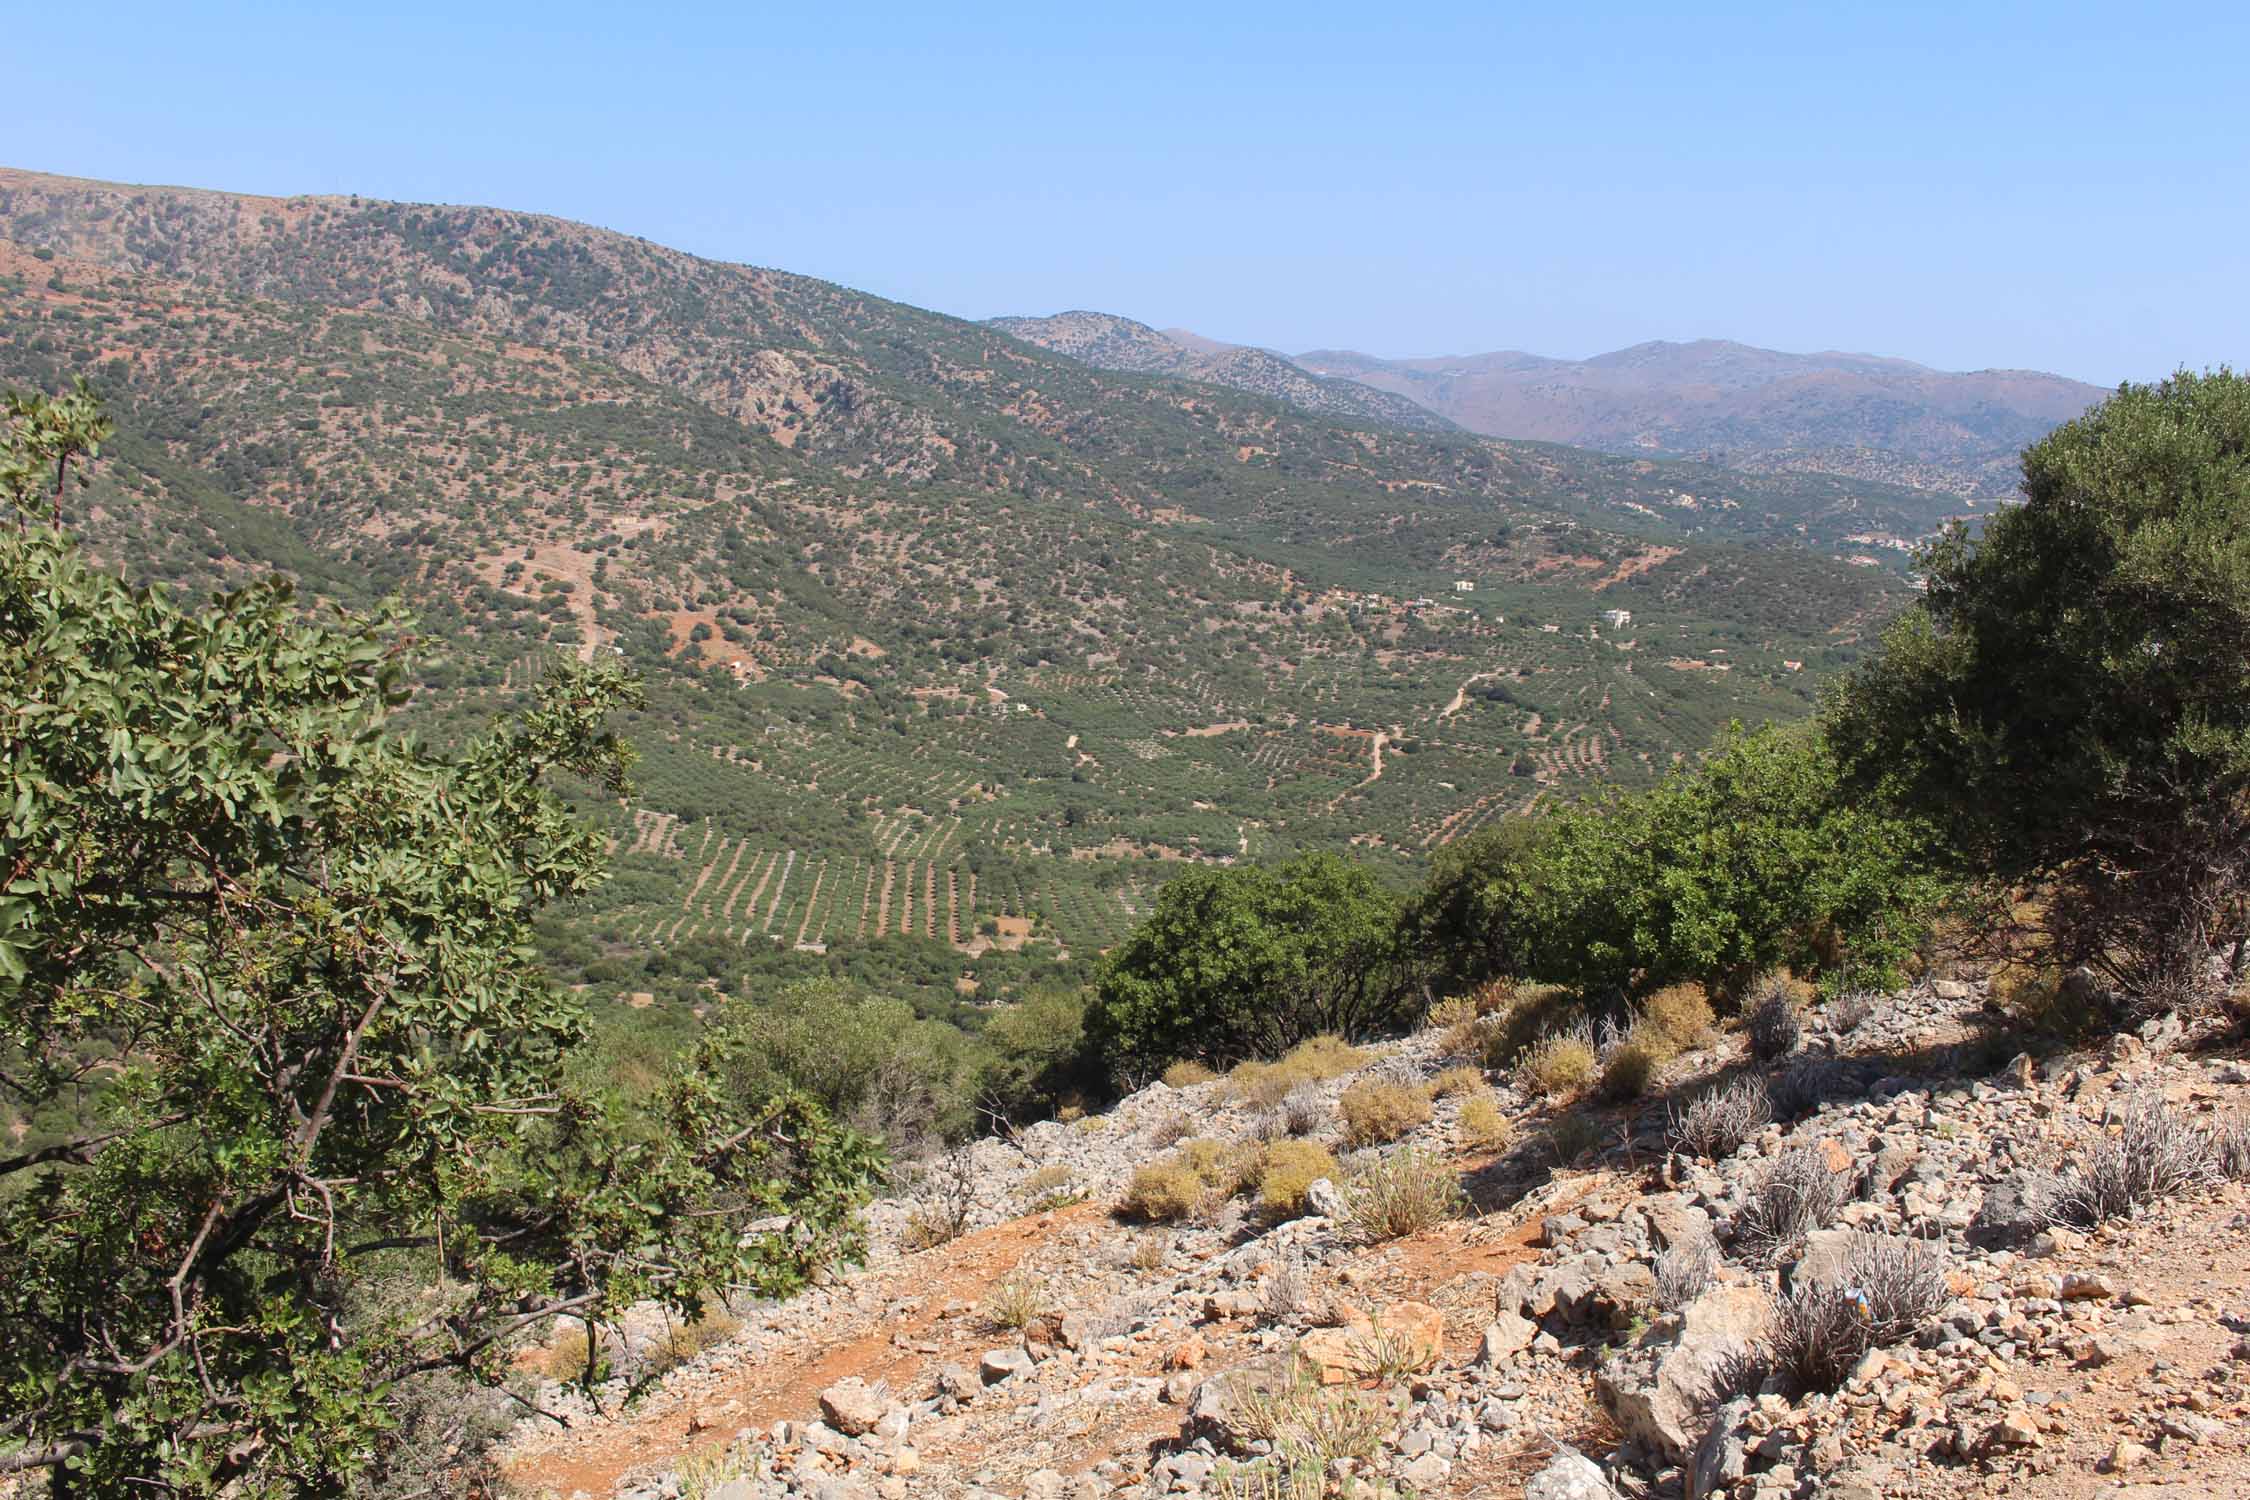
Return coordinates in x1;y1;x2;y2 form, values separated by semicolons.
1088;853;1410;1076
1421;726;1950;1002
1830;371;2250;1017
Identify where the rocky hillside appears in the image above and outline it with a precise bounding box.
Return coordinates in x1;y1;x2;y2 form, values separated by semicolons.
498;979;2250;1500
1295;341;2106;500
986;313;1456;435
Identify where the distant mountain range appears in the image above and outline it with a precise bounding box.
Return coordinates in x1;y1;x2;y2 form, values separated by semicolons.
991;314;2106;500
984;311;1457;434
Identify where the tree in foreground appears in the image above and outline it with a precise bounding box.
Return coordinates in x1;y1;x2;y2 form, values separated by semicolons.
1828;370;2250;1015
0;386;881;1495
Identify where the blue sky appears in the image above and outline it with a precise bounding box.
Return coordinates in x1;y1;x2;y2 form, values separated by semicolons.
13;2;2243;384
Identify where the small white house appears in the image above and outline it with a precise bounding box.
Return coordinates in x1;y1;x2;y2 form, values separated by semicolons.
1601;608;1633;629
1452;579;1476;594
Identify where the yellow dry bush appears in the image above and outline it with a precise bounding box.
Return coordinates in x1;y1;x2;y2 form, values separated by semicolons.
1597;1026;1674;1102
1121;1160;1207;1222
1514;1029;1597;1100
1176;1136;1263;1197
1430;1063;1486;1098
1468;976;1520;1016
536;1323;597;1382
1017;1163;1075;1197
1256;1138;1340;1215
1427;995;1478;1031
648;1307;742;1375
1993;960;2106;1041
1458;1090;1513;1151
1162;1059;1218;1088
1226;1035;1367;1107
1338;1078;1433;1147
1642;982;1716;1050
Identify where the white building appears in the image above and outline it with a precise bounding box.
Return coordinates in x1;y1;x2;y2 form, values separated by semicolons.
1452;579;1476;594
1601;608;1633;629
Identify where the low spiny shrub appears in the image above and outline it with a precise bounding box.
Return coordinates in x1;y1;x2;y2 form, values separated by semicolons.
1736;1146;1848;1262
1747;972;1807;1062
1668;1076;1772;1160
2042;1096;2215;1227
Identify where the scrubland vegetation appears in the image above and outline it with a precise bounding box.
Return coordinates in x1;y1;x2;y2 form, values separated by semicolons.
4;191;2249;1496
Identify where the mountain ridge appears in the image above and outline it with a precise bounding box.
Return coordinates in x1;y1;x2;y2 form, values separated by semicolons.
1293;336;2105;497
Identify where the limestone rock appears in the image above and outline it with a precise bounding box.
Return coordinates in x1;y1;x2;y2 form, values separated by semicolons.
1478;1311;1537;1365
1597;1284;1769;1463
1522;1448;1619;1500
1305;1177;1346;1218
1689;1396;1751;1500
818;1377;889;1438
1295;1299;1443;1383
980;1347;1033;1384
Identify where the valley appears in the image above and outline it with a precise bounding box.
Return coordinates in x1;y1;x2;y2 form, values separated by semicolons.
0;167;1964;1016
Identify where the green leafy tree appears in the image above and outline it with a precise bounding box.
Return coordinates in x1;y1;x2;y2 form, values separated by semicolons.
1828;370;2250;1014
1392;818;1552;998
1087;851;1405;1076
0;387;881;1495
1438;725;1946;1002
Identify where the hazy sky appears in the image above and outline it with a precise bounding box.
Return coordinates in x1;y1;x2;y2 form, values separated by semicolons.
14;2;2243;384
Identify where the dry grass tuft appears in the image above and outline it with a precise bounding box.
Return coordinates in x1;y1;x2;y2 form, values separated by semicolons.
981;1269;1049;1332
1162;1059;1219;1088
1341;1148;1464;1241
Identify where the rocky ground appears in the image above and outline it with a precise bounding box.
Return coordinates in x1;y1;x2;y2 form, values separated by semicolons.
499;980;2250;1500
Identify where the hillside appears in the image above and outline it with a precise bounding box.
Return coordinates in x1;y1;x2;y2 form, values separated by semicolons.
495;975;2250;1500
1295;339;2106;499
0;166;1930;1001
985;311;1457;434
